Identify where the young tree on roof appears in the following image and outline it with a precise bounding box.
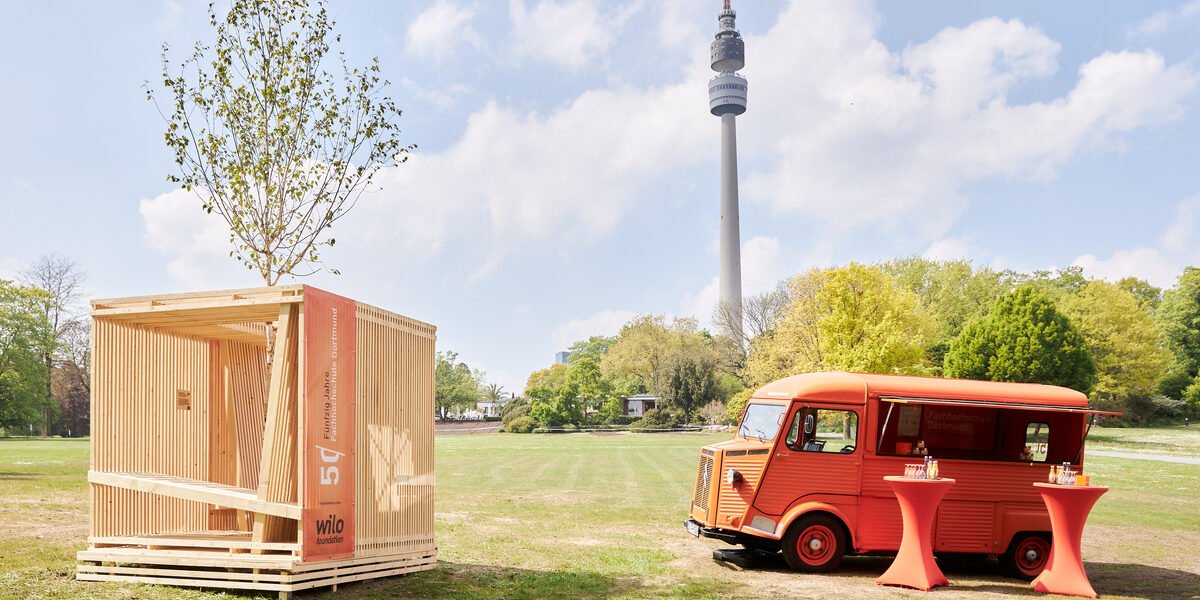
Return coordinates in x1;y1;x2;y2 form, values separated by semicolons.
151;0;411;285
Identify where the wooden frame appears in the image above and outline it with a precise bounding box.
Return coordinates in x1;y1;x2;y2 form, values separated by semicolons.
81;285;437;598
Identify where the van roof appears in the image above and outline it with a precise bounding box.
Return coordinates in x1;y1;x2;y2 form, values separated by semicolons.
752;371;1089;408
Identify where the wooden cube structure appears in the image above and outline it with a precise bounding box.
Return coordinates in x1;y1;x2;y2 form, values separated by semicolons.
76;285;437;597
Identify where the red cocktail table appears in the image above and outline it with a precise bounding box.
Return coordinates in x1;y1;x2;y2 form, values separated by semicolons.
876;476;955;591
1032;482;1108;598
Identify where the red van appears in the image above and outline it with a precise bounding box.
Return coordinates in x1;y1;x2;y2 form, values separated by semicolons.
685;372;1112;578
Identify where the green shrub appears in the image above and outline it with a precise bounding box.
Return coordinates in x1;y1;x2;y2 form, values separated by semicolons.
609;415;638;426
502;403;531;428
631;408;684;430
506;416;537;433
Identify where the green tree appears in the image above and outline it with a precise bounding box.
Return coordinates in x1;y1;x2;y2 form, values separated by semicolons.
525;363;569;392
527;384;584;428
21;254;86;436
1157;267;1200;377
944;287;1095;393
1117;276;1162;314
1017;266;1088;304
601;315;713;396
744;263;934;387
566;358;622;422
434;351;481;418
565;336;616;365
1061;281;1167;407
883;257;1014;366
662;355;719;423
0;281;54;433
481;383;505;415
152;0;411;285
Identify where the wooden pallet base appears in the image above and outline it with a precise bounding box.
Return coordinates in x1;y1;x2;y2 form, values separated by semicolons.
77;546;437;597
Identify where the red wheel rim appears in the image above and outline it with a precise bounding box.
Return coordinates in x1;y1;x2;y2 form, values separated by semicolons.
796;524;836;566
1014;536;1050;577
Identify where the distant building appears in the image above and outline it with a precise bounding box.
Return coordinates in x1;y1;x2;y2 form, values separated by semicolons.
476;395;513;418
554;350;573;364
623;394;659;417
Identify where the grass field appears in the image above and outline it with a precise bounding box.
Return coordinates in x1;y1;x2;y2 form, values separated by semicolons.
1;430;1198;600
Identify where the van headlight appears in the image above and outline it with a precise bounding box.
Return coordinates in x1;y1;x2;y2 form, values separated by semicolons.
727;468;743;486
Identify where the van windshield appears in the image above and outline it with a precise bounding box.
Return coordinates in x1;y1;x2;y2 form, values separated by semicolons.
739;403;787;441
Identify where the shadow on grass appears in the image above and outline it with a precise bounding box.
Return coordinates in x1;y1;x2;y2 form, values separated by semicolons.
0;471;35;480
708;552;1200;600
308;562;628;600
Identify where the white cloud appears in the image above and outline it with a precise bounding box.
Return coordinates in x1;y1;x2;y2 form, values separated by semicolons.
553;309;636;350
1128;0;1200;39
507;0;639;70
1072;248;1177;288
156;0;182;32
357;79;710;271
742;6;1198;244
922;236;974;261
406;1;482;61
1072;196;1200;288
1162;197;1200;253
139;189;257;289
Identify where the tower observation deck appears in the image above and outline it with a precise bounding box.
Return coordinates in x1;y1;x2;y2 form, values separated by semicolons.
710;1;746;342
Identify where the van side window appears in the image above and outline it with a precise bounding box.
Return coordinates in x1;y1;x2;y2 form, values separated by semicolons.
1024;422;1049;461
786;409;858;454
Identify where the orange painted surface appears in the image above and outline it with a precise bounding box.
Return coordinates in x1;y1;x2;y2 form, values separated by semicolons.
1031;484;1108;598
876;477;955;590
689;372;1101;569
300;286;357;560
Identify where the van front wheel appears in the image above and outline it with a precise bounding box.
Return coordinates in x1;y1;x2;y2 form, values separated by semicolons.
782;514;846;573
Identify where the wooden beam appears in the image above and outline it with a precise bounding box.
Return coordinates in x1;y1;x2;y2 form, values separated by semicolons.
87;471;300;520
253;304;300;546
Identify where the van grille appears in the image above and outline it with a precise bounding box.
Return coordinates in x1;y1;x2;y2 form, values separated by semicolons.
694;455;714;514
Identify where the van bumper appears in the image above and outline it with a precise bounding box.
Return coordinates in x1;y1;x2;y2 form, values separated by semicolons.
685;519;741;544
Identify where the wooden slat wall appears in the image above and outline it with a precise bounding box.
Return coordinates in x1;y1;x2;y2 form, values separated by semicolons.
228;341;267;491
91;319;212;537
354;303;437;557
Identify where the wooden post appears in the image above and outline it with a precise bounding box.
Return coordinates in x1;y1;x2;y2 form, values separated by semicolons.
253;304;300;547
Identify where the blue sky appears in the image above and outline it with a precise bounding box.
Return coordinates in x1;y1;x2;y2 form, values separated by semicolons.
2;0;1199;394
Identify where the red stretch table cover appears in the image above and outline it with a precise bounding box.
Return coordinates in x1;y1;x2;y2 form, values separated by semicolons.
876;476;956;591
1032;483;1108;599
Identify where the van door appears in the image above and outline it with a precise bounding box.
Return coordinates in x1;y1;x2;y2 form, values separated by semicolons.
754;405;862;516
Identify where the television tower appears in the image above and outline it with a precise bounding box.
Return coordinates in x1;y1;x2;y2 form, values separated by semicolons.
709;0;747;341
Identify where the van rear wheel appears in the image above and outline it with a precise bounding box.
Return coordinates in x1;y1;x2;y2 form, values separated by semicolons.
782;514;846;573
1002;532;1051;580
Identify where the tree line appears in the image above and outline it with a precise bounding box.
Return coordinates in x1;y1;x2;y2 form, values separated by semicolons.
508;257;1200;432
0;255;90;437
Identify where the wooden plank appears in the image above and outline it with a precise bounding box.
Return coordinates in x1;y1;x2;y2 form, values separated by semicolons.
88;471;300;520
77;548;299;569
88;534;299;552
253;304;300;545
92;285;304;310
76;572;288;592
77;563;289;582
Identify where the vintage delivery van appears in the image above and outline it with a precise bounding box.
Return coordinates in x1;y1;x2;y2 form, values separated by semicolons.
685;372;1112;579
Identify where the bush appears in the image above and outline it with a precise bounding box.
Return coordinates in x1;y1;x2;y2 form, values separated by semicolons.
500;397;529;419
483;416;502;422
608;415;638;426
502;403;531;428
506;416;537;433
631;408;684;430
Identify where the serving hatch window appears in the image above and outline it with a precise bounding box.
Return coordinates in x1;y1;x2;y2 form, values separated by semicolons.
1024;422;1049;461
738;403;788;441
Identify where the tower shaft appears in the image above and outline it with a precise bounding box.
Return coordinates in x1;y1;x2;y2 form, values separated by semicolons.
719;113;743;336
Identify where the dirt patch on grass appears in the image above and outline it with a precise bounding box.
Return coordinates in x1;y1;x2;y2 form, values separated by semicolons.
435;421;502;435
